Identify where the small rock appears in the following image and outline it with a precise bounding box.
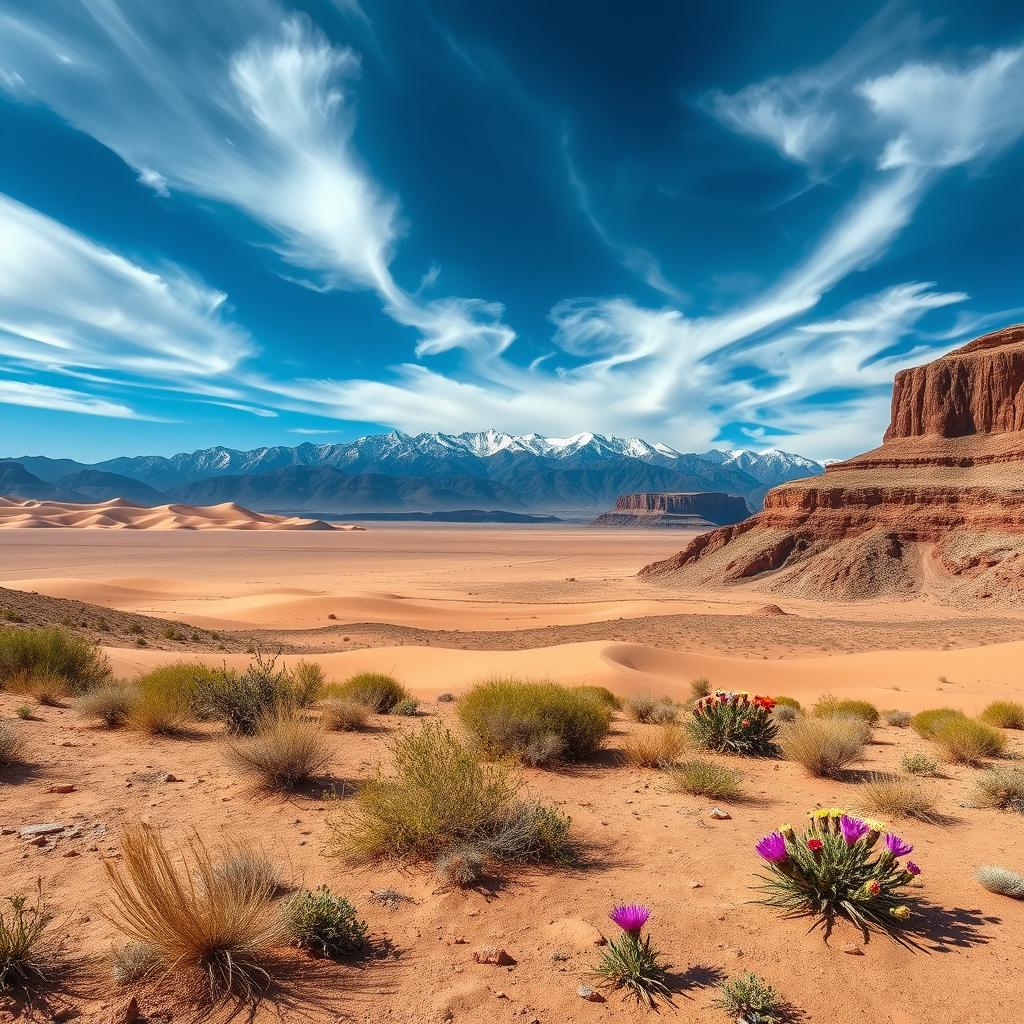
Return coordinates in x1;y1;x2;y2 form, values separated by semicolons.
20;823;66;838
46;785;77;794
709;807;731;820
688;880;703;888
577;985;604;1002
842;943;864;956
29;836;50;848
63;849;81;858
159;773;180;784
110;996;140;1024
473;947;515;966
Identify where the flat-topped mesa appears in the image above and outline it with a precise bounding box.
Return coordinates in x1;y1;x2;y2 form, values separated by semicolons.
639;324;1024;605
592;491;749;529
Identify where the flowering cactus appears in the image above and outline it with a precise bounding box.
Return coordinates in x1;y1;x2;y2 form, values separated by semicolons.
688;691;779;755
754;809;922;937
592;903;670;1005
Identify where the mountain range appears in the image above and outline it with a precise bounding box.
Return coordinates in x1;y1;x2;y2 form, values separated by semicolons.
4;430;824;515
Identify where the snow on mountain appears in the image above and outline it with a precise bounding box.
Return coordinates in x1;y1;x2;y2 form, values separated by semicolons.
701;448;825;486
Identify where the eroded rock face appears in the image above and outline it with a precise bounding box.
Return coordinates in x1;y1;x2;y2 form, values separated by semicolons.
640;324;1024;605
592;491;749;528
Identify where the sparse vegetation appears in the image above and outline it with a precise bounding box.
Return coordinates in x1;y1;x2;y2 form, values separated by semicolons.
76;683;134;728
0;882;54;993
0;723;26;769
971;766;1024;812
883;709;912;728
979;700;1024;729
283;886;368;959
773;704;799;723
14;705;31;720
858;774;940;822
111;940;158;985
6;671;73;706
458;678;611;763
688;692;779;756
324;672;409;713
225;712;330;790
911;707;964;739
435;846;487;888
976;865;1024;898
622;724;688;769
625;693;678;724
578;685;621;710
668;759;743;800
128;662;214;735
712;972;786;1024
901;752;939;776
930;716;1006;765
391;697;420;716
774;696;801;711
0;626;110;694
330;723;573;866
592;904;670;1007
104;825;286;998
688;677;711;700
320;697;370;732
779;716;865;777
213;847;283;899
813;696;880;726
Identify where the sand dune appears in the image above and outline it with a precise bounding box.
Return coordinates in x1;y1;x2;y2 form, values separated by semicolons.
0;495;364;531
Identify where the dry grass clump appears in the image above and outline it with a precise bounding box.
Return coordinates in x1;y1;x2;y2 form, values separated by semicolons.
320;697;370;732
901;752;939;776
931;716;1006;765
435;846;487;888
971;766;1024;812
105;825;286;997
6;671;74;706
323;672;409;713
979;700;1024;729
458;678;611;764
76;683;134;728
127;663;214;735
773;704;799;724
0;882;54;993
976;865;1024;898
668;759;743;800
0;625;110;695
111;941;158;986
0;722;26;769
625;693;679;724
883;709;912;728
858;774;940;822
779;716;865;778
213;847;284;899
330;723;573;866
688;677;711;700
224;713;330;791
621;725;688;769
813;696;879;726
911;707;963;739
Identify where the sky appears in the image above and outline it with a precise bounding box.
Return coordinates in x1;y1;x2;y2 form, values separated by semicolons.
1;1;1023;464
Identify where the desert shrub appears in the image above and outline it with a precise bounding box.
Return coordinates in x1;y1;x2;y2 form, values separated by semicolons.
213;848;283;899
813;696;879;726
755;810;921;936
111;941;158;985
6;671;73;706
330;723;572;865
901;752;939;776
712;972;785;1024
779;717;865;778
0;626;110;694
0;723;25;769
283;887;367;959
76;683;134;728
625;694;677;724
911;707;964;739
225;713;330;791
688;691;778;756
976;865;1024;898
436;692;455;703
592;905;669;1007
858;774;939;822
688;677;711;701
325;672;408;713
288;660;325;706
668;759;743;800
0;882;54;993
577;685;621;710
884;709;912;728
931;716;1006;765
521;731;566;768
971;766;1024;812
622;725;688;769
14;705;30;720
458;678;611;762
391;697;420;717
128;662;214;735
320;698;369;732
198;651;317;735
435;845;487;888
980;700;1024;729
105;825;285;997
773;704;799;724
774;695;801;712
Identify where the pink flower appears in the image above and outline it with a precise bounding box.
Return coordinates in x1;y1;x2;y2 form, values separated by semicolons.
755;832;789;863
906;861;921;876
839;815;868;846
885;834;913;858
609;904;650;936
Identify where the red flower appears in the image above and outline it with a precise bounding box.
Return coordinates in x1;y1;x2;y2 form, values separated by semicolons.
867;880;881;896
806;839;824;853
741;718;751;728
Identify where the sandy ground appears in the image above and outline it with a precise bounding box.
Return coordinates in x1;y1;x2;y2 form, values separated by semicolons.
2;525;1023;1022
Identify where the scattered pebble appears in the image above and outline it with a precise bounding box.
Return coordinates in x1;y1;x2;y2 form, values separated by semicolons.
577;985;604;1002
709;807;732;820
473;947;514;966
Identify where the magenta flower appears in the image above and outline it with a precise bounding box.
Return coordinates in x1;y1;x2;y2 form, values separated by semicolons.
839;815;868;846
755;832;789;864
609;904;650;936
885;834;913;857
906;861;921;876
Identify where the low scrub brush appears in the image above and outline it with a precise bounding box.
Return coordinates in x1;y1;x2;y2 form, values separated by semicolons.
0;723;26;769
625;693;678;724
779;717;864;777
979;700;1024;729
0;625;110;694
283;886;368;959
712;971;786;1024
668;759;743;800
0;882;54;993
225;713;330;790
688;691;778;756
971;766;1024;812
813;696;879;726
76;683;134;728
858;774;940;822
931;717;1006;765
622;724;688;769
323;672;408;713
592;905;670;1007
901;752;938;776
883;709;912;728
319;698;369;732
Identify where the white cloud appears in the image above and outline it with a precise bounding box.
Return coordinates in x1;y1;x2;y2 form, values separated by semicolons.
0;378;139;418
289;427;338;435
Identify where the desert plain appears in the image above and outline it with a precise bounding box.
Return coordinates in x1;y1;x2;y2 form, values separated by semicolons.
1;523;1022;1023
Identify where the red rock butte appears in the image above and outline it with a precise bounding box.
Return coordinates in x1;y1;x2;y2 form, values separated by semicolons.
592;491;749;529
639;324;1024;605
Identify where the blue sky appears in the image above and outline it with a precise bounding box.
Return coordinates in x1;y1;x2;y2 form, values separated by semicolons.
1;1;1023;463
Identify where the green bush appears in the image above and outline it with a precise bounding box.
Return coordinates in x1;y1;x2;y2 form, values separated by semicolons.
0;882;53;993
0;626;110;694
76;683;134;728
883;709;912;728
901;752;938;776
283;887;367;959
911;707;964;739
980;700;1024;729
688;692;778;756
668;759;743;800
931;717;1006;765
712;972;785;1024
577;685;621;710
458;678;611;763
128;662;216;734
813;696;879;726
324;672;409;713
774;695;801;711
391;697;420;717
330;723;573;865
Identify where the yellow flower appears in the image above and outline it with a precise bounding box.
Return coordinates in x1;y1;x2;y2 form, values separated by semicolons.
889;906;911;921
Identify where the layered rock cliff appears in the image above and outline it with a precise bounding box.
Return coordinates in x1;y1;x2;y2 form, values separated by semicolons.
592;491;749;529
639;324;1024;605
